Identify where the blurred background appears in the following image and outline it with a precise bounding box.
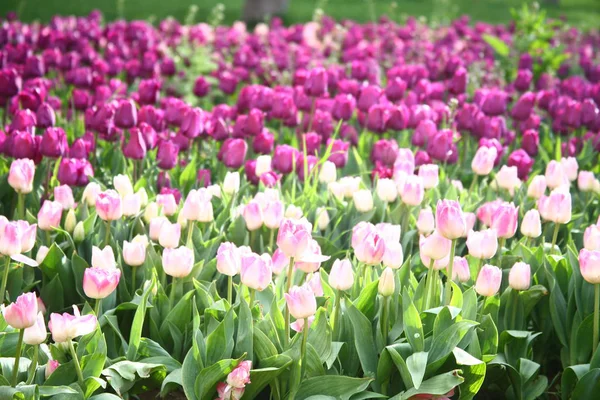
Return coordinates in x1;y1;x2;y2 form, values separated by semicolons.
0;0;599;27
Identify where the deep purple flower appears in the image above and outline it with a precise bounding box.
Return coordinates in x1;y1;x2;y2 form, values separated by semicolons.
327;139;349;168
58;158;94;186
245;159;258;185
304;67;328;97
252;130;274;154
371;139;398;168
507;149;534;180
481;89;508;116
36;103;56;128
218;138;247;169
7;131;36;159
413;119;436;147
197;169;211;187
511;92;536;121
385;77;407;102
332;94;356;121
160;187;182;204
427;129;454;162
521;129;539;157
41;127;69;158
70;139;89;159
260;171;280;188
218;71;238;95
115;99;138;129
357;85;382;112
138;105;165;132
138;79;161;105
157;140;179;170
414;150;431;166
0;68;22;98
296;154;318;182
387;104;409;131
123;128;147;160
157;171;171;191
272;145;299;174
365;104;390;134
302;132;321;155
10;110;37;134
180;107;205;139
514;69;533;92
193;76;210;98
448;67;467;95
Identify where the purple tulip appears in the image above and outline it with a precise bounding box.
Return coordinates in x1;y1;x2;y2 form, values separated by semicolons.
197;169;211;187
252;130;274;154
357;85;382;112
514;69;533;91
138;79;161;105
427;129;454;162
385;77;407;101
10;110;37;134
41;127;69;158
70;139;89;159
521;129;539;156
365;104;390;134
157;140;179;170
511;92;536;121
371;139;398;168
218;138;247;169
481;89;507;116
245;159;258;185
304;67;328;97
58;158;94;186
332;94;356;121
36;103;56;128
327;139;350;168
115;99;138;129
507;149;534;180
0;68;22;98
180;107;205;139
123;128;147;160
272;145;299;174
193;76;210;97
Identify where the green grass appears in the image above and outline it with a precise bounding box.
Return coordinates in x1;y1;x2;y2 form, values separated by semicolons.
1;0;599;27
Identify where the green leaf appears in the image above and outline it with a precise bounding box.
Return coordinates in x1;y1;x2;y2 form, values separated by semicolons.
345;301;378;378
427;321;478;374
453;348;486;400
205;310;235;365
296;376;373;400
126;279;154;361
242;355;293;399
234;296;253;361
353;280;379;320
195;357;243;400
406;352;428;389
102;361;166;396
394;370;464;400
483;34;510;57
402;290;424;352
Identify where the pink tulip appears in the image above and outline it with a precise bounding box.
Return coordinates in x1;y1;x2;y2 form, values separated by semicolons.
158;221;181;248
96;190;123;221
375;223;401;243
157;193;178;216
8;158;35;194
579;249;600;284
452;257;471;282
329;259;354;291
83;267;121;299
227;361;252;388
351;222;376;249
305;272;324;296
149;216;168;241
2;292;38;329
475;265;502;296
122;193;142;217
162;246;194;278
578;171;596;192
509;262;531;290
54;185;75;210
295;239;328;272
16;220;36;253
382;241;404;269
417;208;435;235
521;209;542;238
271;248;290;276
243;200;263;231
560;157;578;181
420;231;451;262
38;200;63;231
285;285;317;319
378;267;395;296
277;218;313;259
418;164;439;189
240;252;272;291
527;175;547;199
545;160;568;190
584;225;600;251
354;231;386;265
466;229;498;259
490;202;519;239
91;246;117;269
291;315;315;333
476;200;503;227
48;305;97;342
0;219;22;256
400;175;425;206
82;182;101;207
471;146;497;176
217;242;244;276
181;189;212;222
538;189;572;224
495;165;521;195
45;360;59;379
123;236;148;266
262;200;284;230
436;200;467;240
463;212;477;237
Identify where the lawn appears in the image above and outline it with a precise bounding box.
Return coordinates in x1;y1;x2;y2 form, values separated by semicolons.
1;0;599;27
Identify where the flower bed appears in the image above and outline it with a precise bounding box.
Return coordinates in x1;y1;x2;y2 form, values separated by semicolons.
1;6;600;400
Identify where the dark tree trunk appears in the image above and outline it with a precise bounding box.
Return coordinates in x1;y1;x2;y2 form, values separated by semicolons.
243;0;288;22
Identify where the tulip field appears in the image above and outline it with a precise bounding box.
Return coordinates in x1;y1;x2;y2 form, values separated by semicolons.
2;5;600;399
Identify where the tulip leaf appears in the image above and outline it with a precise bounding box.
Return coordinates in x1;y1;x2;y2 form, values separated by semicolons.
295;376;373;400
427;321;478;374
234;295;253;361
483;35;510;57
126;278;155;361
194;357;244;400
402;290;424;352
391;370;464;400
353;280;379;320
345;301;378;378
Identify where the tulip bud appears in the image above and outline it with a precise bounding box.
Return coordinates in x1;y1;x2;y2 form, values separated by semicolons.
315;207;329;231
378;267;395;296
436;200;466;240
113;174;134;198
227;361;252;389
545;160;569;190
96;190;123;221
48;305;97;343
417;208;435;235
2;292;38;329
285;285;317;319
319;161;337;184
578;171;596;192
36;246;50;265
255;155;272;178
420;231;451;261
84;267;121;299
509;262;531;290
490;202;519;239
158;221;181;248
162;246;194;278
8;159;35;194
123;237;148;267
579;248;600;284
400;175;425;206
383;241;404;269
584;225;600;251
329;259;354;291
240;252;272;291
560;157;578;182
223;172;241;195
495;166;522;195
285;205;303;220
353;189;374;213
466;229;498;259
82;182;101;207
520;209;542;238
144;202;159;223
538;189;572;224
527;175;547;199
38;201;63;231
376;178;398;203
418;164;439;189
452;257;471;282
73;222;85;242
243;201;263;231
137;188;149;207
157;194;178;217
64;209;77;233
354;231;386;265
475;265;502;296
45;361;59;379
471;146;497;176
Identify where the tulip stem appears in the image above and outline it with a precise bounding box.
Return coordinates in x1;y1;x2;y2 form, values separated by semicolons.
227;275;233;305
269;229;275;252
510;289;519;330
594;284;599;356
170;278;178;309
46;231;51;247
186;223;194;248
25;344;38;385
68;340;85;387
476;258;484;279
1;256;11;303
94;299;102;317
17;193;25;220
103;220;111;248
249;288;255;306
300;317;309;379
551;223;560;254
424;259;435;310
381;296;390;345
131;267;136;295
284;257;295;348
469;175;478;194
11;329;24;386
444;239;457;305
497;238;506;268
332;290;342;340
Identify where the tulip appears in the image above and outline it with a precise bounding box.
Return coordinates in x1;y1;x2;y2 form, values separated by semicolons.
352;222;376;249
475;265;502;296
378;267;395;297
585;225;600;251
400;175;425;206
521;209;542;238
417;208;435;235
277;219;313;259
466;229;498;259
36;246;49;265
54;185;75;210
223;171;241;195
452;257;471;282
48;305;97;343
159;221;181;249
3;292;38;329
471;146;497;176
354;231;386;265
38;200;63;231
45;360;59;379
376;178;398;203
62;209;76;233
507;149;534;180
509;262;531;291
113;174;134;198
163;246;194;278
219;139;248;169
490;203;519;239
418;164;439;189
41;128;68;158
91;246;117;270
96;190;123;221
285;285;317;320
123;236;148;267
579;171;596;192
527;175;547;199
420;232;451;262
217;242;244;277
436;200;466;240
353;189;374;213
263;200;284;230
82;182;101;207
319;161;337;184
241;252;272;291
495;165;521;195
545;160;568;190
383;241;404;269
226;360;252;390
578;248;600;352
8;159;35;195
243;201;263;231
156;193;178;217
561;157;578;182
538;189;572;225
329;259;354;291
36;103;56;128
23;312;47;345
315;207;329;231
83;267;121;299
73;222;85;242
